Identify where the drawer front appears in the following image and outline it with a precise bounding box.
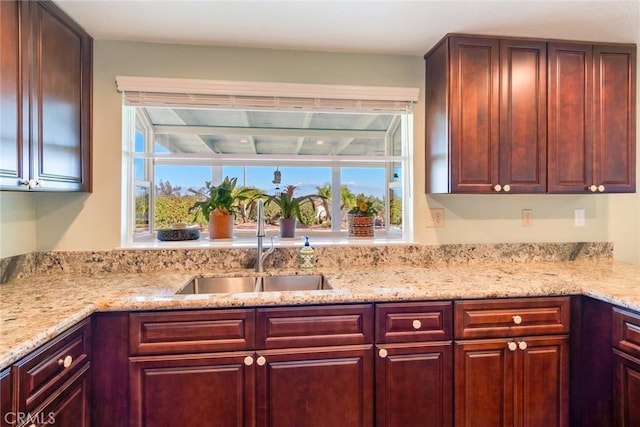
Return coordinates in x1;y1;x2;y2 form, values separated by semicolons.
256;304;373;349
130;309;255;355
454;297;571;339
15;318;91;413
376;301;452;343
613;307;640;358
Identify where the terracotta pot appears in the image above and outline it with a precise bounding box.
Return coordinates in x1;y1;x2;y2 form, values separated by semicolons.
208;211;234;239
348;214;374;238
279;217;297;238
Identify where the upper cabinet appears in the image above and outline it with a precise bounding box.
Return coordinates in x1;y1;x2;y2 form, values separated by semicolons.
0;0;92;192
548;42;636;193
425;34;636;194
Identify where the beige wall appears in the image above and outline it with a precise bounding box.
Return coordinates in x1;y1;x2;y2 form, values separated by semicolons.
1;40;638;263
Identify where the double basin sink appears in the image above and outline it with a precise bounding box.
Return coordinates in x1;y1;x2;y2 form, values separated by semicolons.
177;274;331;294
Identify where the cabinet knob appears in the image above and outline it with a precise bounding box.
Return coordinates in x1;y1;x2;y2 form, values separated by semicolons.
256;356;266;366
36;179;44;187
20;179;30;187
378;348;388;358
518;341;528;350
493;184;502;192
508;341;518;351
412;319;422;330
503;184;511;192
512;315;522;325
598;185;605;193
244;356;254;366
58;355;73;368
589;185;598;192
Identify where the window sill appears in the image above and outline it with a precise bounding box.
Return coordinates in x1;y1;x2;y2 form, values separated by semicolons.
123;230;408;249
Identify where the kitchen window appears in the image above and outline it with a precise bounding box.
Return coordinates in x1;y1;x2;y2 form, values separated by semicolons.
118;77;417;247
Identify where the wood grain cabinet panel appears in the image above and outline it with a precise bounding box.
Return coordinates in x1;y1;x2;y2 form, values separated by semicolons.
14;318;91;413
614;349;640;426
130;352;255;427
548;42;636;193
130;309;255;355
375;301;452;343
455;335;569;427
455;297;571;339
425;35;546;194
1;369;12;427
376;342;452;427
256;346;373;427
0;0;92;192
256;304;373;349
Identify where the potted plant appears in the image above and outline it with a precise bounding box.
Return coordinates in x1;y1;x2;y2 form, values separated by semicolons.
264;185;325;238
347;194;377;238
190;176;254;239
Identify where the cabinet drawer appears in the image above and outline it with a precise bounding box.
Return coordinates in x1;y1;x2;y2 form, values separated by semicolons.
613;307;640;358
376;301;452;343
14;318;91;413
454;297;570;339
130;309;255;355
256;304;373;349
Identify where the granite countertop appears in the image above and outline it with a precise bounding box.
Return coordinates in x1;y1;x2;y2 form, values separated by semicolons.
2;259;640;369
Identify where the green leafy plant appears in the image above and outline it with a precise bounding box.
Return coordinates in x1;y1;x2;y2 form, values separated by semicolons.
189;176;254;221
348;193;378;217
264;185;326;222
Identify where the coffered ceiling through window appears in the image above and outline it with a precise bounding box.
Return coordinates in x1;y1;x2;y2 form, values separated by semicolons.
142;106;401;157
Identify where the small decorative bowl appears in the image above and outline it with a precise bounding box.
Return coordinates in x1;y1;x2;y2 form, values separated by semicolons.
157;227;200;241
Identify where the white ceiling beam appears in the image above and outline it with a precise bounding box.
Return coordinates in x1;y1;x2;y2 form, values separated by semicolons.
153;125;385;139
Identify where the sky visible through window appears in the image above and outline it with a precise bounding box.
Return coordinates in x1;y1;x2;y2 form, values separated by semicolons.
154;165;386;198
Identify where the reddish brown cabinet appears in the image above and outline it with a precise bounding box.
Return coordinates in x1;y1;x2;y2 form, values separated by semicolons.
0;319;92;427
548;42;636;193
425;34;636;194
375;302;452;427
255;305;374;427
130;352;255;427
613;307;640;426
454;298;570;427
425;35;547;194
0;0;92;192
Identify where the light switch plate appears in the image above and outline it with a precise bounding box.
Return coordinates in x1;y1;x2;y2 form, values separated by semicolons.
574;209;586;227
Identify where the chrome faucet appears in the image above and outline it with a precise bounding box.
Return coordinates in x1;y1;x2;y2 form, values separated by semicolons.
255;199;275;272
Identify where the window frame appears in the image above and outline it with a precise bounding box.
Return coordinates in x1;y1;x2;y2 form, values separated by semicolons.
118;78;417;247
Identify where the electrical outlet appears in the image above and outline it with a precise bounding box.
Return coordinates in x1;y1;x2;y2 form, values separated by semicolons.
522;209;533;227
574;209;586;227
426;208;444;228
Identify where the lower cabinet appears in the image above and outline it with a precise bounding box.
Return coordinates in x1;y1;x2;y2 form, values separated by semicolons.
1;319;91;427
256;346;373;427
376;342;452;427
613;350;640;426
130;352;254;427
612;307;640;426
454;335;569;427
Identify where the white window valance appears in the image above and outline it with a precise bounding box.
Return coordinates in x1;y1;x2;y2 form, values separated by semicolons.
115;76;419;113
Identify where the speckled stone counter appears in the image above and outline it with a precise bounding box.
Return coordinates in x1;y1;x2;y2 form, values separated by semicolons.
2;256;640;370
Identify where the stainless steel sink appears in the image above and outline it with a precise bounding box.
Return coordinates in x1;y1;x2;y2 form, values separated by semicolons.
176;274;330;294
262;274;328;291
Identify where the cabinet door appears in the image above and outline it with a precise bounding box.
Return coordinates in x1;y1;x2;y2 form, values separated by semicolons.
376;342;452;427
29;1;92;191
593;44;636;193
499;40;546;193
31;366;90;427
455;339;514;427
256;346;373;427
517;336;569;427
130;352;255;427
614;349;640;426
547;42;593;193
449;37;500;193
0;0;29;189
1;368;12;427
